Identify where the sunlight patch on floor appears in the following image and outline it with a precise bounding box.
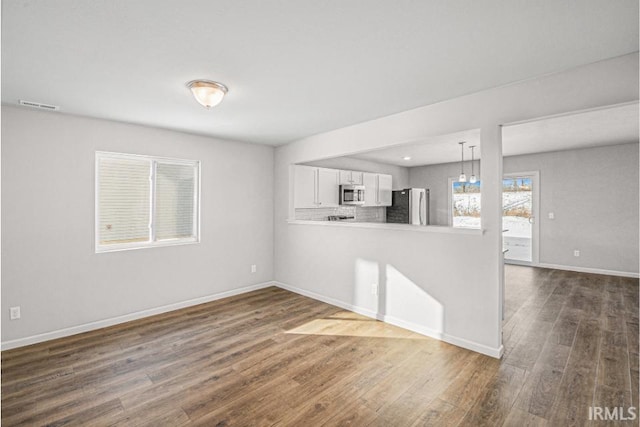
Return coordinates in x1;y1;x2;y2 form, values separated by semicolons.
285;311;429;339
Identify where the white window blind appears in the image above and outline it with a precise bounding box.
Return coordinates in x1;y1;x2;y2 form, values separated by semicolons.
155;162;196;241
96;152;200;252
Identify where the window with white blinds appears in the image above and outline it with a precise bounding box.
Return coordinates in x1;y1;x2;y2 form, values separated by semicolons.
96;152;200;252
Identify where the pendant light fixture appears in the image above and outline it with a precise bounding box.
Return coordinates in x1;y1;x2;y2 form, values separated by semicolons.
458;141;467;183
186;80;228;109
469;145;477;184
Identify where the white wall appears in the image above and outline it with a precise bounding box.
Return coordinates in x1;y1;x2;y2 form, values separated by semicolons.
506;143;639;274
274;53;638;357
408;161;471;226
408;143;639;275
1;106;274;345
303;156;410;190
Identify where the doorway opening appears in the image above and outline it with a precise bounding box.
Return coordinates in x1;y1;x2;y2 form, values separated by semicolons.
503;172;539;265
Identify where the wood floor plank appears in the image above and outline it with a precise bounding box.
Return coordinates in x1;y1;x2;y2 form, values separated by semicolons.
597;330;631;392
372;347;476;426
549;319;603;426
439;354;500;411
458;362;528;426
504;318;555;370
513;341;570;419
409;398;468;427
503;407;549;426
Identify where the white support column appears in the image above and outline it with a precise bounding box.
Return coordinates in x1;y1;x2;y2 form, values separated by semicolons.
480;124;504;355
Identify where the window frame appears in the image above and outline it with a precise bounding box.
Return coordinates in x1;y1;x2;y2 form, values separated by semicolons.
448;177;482;229
95;151;201;253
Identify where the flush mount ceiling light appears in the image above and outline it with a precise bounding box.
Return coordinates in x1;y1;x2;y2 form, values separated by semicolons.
469;145;478;184
458;141;467;183
186;80;228;109
403;156;412;161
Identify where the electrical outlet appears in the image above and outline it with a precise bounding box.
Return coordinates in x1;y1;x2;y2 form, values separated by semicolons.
574;250;580;257
548;212;555;220
10;306;21;320
371;283;378;296
251;264;257;273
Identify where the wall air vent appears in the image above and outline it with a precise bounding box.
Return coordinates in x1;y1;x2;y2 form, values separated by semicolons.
19;100;60;111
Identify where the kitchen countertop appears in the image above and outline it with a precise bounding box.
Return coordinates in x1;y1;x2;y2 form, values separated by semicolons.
287;219;484;235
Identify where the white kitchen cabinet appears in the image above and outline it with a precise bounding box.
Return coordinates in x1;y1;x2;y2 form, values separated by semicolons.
339;170;363;185
363;173;378;206
317;167;339;207
378;174;393;206
294;165;318;208
363;173;393;207
294;165;339;208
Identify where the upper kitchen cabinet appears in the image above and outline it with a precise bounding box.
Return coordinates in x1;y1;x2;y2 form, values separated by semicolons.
294;165;339;208
294;165;317;208
317;168;340;207
378;174;392;205
363;173;392;207
339;170;363;185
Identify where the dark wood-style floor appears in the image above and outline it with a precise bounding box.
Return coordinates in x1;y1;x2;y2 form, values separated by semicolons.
2;266;638;426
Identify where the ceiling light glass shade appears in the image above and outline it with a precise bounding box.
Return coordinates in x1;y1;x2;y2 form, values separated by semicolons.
469;175;477;184
458;173;467;183
187;80;228;109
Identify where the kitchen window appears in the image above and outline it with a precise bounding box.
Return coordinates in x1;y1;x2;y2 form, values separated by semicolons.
95;152;200;252
450;179;481;229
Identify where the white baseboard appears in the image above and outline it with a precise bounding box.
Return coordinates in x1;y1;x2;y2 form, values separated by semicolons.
537;263;639;279
380;314;504;358
274;281;379;319
273;281;503;359
1;281;275;351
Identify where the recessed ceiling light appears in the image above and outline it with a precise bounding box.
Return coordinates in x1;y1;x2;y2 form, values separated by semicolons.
186;80;228;109
402;156;412;161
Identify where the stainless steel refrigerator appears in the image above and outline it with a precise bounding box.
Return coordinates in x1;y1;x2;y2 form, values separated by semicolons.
386;188;429;225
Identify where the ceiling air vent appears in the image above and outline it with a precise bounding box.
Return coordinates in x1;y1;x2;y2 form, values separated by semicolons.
19;100;60;111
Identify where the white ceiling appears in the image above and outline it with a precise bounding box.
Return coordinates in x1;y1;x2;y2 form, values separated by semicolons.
347;102;639;167
350;129;481;167
502;102;640;157
2;1;638;145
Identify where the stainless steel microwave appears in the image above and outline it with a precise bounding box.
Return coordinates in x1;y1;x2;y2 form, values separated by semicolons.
339;185;365;205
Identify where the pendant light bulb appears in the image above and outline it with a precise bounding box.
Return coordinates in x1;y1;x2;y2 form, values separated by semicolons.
458;141;467;183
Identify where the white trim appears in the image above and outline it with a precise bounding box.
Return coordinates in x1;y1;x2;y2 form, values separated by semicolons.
95;151;201;253
505;259;536;267
273;281;503;359
1;281;274;351
274;281;379;319
287;219;484;235
501;100;639;128
448;177;483;230
381;314;504;358
537;263;639;279
503;171;540;265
